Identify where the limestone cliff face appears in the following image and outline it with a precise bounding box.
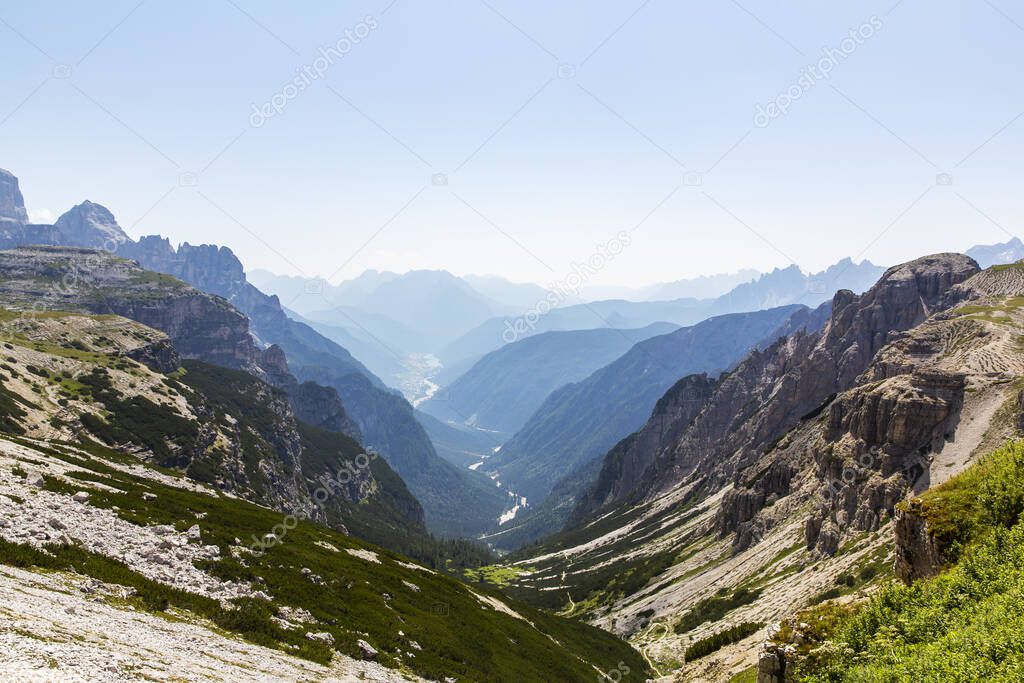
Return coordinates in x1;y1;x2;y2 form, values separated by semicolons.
569;254;981;555
121;238;247;301
572;373;718;519
721;257;979;553
53;201;130;248
799;371;965;554
0;200;131;250
258;343;362;440
0;242;358;443
106;292;260;373
0;168;28;226
0;246;262;374
125;337;181;374
892;501;947;582
721;256;1024;561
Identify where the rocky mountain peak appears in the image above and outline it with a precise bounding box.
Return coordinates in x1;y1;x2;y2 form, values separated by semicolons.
54;200;130;247
821;253;979;382
966;236;1024;268
120;238;247;301
575;253;981;524
258;343;291;384
0;168;29;225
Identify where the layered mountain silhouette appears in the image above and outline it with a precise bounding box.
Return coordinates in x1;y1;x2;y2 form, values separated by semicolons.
420;322;678;435
966;236;1024;268
438;261;884;372
0;171;507;536
490;304;825;515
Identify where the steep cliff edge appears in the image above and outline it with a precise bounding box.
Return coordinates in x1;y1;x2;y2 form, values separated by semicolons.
0;168;28;225
0;246;262;374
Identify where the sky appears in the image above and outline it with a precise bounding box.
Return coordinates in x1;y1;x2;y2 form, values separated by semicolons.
0;0;1022;289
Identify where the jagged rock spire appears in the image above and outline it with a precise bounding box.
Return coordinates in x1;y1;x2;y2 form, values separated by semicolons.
0;169;29;225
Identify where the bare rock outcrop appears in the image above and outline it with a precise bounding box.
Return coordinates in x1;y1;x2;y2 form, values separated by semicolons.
0;168;28;226
892;500;947;582
704;255;978;551
0;246;262;374
826;370;965;454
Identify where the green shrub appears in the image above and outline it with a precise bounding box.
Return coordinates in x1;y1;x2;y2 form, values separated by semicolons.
800;441;1024;682
675;587;762;634
685;622;764;661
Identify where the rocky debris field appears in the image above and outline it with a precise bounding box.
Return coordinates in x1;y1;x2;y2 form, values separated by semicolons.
0;438;247;602
0;564;421;683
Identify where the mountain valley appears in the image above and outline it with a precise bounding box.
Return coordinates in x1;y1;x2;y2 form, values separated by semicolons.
2;168;1024;682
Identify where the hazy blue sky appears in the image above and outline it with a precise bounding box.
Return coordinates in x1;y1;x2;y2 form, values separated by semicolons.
1;0;1021;287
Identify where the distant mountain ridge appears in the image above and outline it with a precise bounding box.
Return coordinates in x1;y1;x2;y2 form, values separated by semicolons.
420;322;679;435
492;304;819;507
637;268;761;300
0;168;29;225
0;170;508;537
440;259;884;372
967;236;1024;268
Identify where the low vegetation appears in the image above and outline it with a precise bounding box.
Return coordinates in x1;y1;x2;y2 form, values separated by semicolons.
684;621;764;661
0;435;651;682
674;586;762;635
796;440;1024;681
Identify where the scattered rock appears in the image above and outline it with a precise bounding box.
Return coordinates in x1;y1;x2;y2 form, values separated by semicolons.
306;631;335;646
25;471;44;487
72;491;90;503
345;548;380;564
357;639;378;661
141;492;157;501
186;524;201;542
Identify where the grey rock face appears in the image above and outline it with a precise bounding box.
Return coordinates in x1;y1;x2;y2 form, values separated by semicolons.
573;254;980;538
357;639;378;660
892;502;946;582
121;238;247;299
0;246;260;374
0;168;28;226
54;201;130;248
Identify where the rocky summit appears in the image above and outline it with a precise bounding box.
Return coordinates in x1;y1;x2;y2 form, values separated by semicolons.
0;168;28;226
